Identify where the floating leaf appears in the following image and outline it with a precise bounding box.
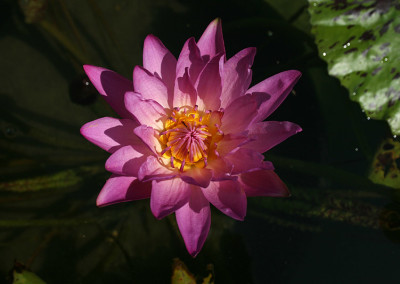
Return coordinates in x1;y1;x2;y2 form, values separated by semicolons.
369;138;400;188
12;262;46;284
308;0;400;134
171;258;196;284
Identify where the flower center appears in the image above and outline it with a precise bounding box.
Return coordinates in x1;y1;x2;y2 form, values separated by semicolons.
159;105;224;171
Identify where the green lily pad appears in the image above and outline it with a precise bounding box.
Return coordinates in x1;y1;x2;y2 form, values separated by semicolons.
369;138;400;188
308;0;400;134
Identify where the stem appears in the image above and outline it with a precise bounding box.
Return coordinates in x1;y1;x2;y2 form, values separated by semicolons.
38;19;89;64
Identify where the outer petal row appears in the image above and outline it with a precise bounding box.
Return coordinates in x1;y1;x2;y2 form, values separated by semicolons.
80;117;140;153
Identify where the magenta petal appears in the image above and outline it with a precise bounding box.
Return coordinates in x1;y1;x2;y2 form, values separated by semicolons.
124;91;166;130
180;167;213;188
143;34;177;97
150;178;191;219
217;134;249;156
247;70;301;122
96;175;151;207
225;148;265;175
195;54;223;110
133;125;162;155
83;65;134;119
197;18;225;60
221;47;256;108
207;157;235;181
221;94;258;134
80;117;140;153
105;145;149;176
173;67;197;107
202;180;246;221
239;170;290;197
138;156;177;182
175;187;211;257
243;121;302;153
133;66;169;108
175;37;205;87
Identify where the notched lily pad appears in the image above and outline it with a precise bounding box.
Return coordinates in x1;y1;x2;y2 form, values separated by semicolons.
369;138;400;188
308;0;400;134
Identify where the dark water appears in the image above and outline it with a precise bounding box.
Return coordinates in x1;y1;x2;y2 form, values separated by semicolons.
0;0;398;283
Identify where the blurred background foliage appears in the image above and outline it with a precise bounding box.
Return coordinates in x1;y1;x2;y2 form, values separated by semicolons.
0;0;399;283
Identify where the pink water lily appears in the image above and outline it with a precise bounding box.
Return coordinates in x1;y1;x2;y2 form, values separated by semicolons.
81;19;302;257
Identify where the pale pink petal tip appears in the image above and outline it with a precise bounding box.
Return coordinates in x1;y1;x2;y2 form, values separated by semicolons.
197;18;225;59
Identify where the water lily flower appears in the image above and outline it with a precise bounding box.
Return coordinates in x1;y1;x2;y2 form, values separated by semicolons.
81;19;302;257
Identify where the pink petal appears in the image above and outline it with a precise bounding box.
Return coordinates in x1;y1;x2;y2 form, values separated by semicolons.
197;18;225;60
80;117;140;153
143;34;177;98
221;94;258;134
239;170;290;197
138;155;177;182
83;65;134;119
216;134;249;157
207;157;235;181
133;125;163;155
105;145;149;176
242;121;302;153
150;178;191;219
246;70;301;122
173;67;197;107
133;66;169;108
180;167;213;188
195;54;224;110
201;180;246;220
175;37;205;87
220;47;256;108
225;148;265;175
124;91;166;130
175;187;211;257
96;175;151;207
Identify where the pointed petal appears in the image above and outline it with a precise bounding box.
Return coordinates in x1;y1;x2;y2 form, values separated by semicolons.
221;47;256;108
133;125;163;155
239;170;290;197
83;65;134;119
173;67;197;107
143;34;177;98
246;70;301;122
138;155;177;182
202;180;246;220
180;167;213;188
133;66;169;108
80;117;140;153
96;175;151;207
105;145;149;176
221;94;258;134
242;121;302;153
197;18;225;60
175;37;205;87
175;187;211;257
225;148;265;175
150;178;191;219
195;54;223;110
124;91;166;130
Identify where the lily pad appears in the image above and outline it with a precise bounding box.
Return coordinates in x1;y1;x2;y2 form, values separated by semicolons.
308;0;400;134
369;138;400;188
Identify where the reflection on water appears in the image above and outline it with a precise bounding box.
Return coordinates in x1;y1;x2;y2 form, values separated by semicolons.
1;0;399;283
